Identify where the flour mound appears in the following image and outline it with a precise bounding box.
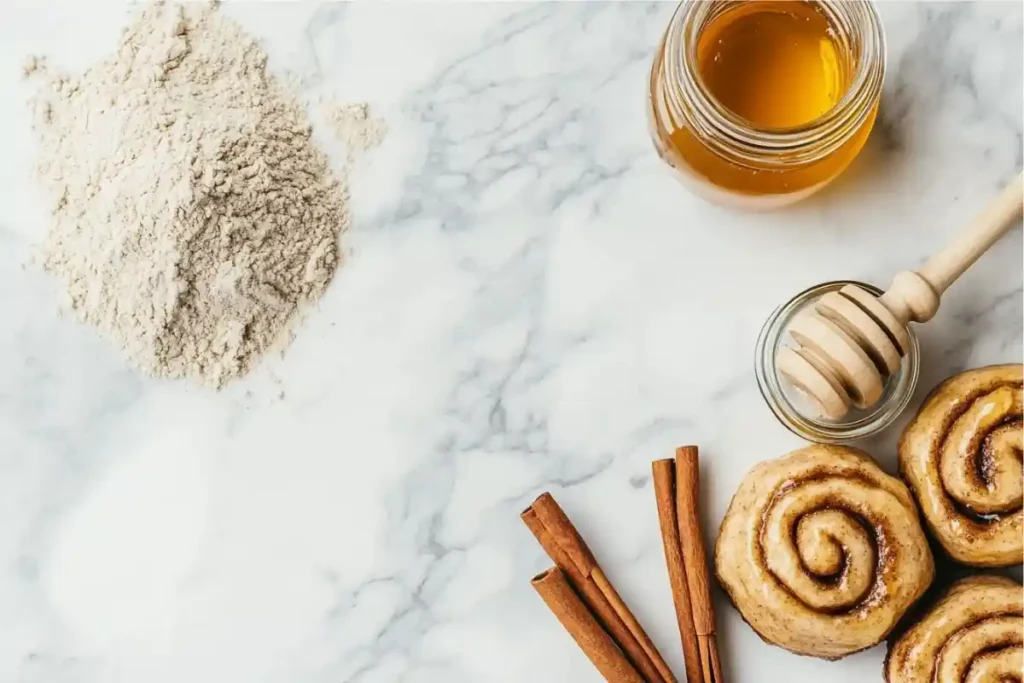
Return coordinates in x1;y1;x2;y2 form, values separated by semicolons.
28;3;349;386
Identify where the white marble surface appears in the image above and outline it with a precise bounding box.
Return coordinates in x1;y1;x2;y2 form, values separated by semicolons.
0;2;1021;682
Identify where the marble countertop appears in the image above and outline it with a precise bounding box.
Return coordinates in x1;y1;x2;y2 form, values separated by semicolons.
0;2;1021;682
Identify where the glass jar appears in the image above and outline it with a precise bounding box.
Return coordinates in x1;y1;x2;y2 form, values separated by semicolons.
648;0;886;209
755;281;920;443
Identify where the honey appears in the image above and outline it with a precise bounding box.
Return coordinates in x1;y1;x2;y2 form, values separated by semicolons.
697;2;845;129
648;0;886;208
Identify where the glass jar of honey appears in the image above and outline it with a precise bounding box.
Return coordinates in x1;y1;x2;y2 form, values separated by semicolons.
649;0;885;209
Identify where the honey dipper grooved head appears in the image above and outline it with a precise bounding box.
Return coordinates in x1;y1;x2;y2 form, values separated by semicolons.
777;346;851;420
779;284;912;420
839;285;910;353
816;291;901;374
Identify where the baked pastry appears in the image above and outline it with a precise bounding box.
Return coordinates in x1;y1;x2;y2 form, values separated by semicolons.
715;444;934;659
899;364;1023;567
886;575;1022;682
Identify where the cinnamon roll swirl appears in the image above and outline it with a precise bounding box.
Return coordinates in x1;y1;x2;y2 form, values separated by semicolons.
886;575;1023;683
899;364;1023;567
715;445;934;659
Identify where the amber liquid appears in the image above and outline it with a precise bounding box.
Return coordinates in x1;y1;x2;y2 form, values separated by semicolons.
653;1;877;201
698;1;844;129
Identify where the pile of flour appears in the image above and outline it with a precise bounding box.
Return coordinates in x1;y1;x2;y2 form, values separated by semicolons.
27;3;351;386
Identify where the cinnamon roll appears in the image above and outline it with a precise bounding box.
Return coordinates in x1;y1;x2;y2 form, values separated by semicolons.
899;364;1023;567
886;575;1023;683
715;445;934;659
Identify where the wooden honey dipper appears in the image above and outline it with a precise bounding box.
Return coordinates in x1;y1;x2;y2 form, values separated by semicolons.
779;173;1024;420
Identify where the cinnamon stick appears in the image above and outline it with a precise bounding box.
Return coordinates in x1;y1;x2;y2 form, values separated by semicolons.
532;567;644;683
674;447;724;683
652;459;703;683
523;493;676;683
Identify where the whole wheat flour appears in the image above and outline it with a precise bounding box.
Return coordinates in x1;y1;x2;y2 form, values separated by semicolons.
324;102;388;156
27;3;351;386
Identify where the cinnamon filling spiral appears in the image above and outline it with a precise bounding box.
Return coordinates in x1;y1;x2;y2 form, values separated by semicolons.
886;575;1023;683
716;445;934;660
899;364;1023;567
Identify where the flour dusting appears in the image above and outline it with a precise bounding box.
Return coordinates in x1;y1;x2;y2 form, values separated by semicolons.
325;102;388;156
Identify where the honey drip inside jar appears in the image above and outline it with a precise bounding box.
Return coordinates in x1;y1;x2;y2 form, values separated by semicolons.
698;2;845;129
649;0;884;205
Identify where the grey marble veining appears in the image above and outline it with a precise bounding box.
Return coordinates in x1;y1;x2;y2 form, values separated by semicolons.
0;3;1021;682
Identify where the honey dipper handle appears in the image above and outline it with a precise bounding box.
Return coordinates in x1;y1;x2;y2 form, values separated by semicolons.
880;173;1023;324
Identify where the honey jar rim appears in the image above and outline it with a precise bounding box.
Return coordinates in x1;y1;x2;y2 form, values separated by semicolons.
659;0;887;166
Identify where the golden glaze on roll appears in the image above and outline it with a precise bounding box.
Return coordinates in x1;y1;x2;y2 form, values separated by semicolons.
715;445;934;659
886;575;1023;683
899;364;1023;567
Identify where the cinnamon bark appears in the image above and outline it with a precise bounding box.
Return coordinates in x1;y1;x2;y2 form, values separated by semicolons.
532;567;644;683
652;458;703;683
523;493;675;683
674;447;724;683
